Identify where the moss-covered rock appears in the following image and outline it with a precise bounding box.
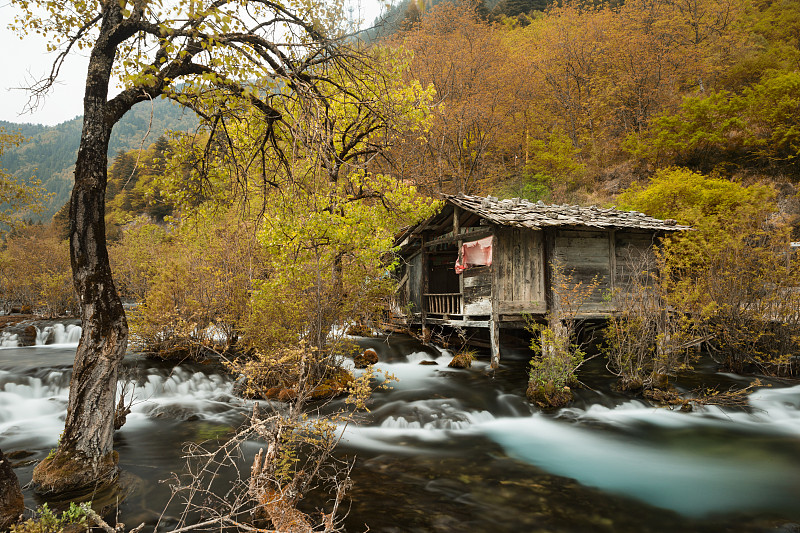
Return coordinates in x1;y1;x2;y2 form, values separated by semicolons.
256;367;354;402
448;352;474;369
353;348;379;368
32;449;119;497
526;380;573;408
310;368;354;400
642;387;687;407
614;378;644;392
277;388;297;402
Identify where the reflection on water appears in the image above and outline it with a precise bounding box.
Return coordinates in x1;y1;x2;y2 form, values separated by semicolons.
1;333;800;532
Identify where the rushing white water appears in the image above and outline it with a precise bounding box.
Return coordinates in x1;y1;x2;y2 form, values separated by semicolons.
0;322;82;348
477;414;800;516
121;367;248;430
3;342;800;522
336;350;800;517
0;332;19;347
0;358;247;451
0;369;71;449
47;323;83;345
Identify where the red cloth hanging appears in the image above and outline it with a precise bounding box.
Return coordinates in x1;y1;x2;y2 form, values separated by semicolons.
455;236;493;274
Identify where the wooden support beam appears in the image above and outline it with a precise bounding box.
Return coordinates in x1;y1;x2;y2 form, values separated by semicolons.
609;229;617;293
489;318;500;368
424;228;492;248
490;232;500;369
543;229;555;314
421;233;429;342
454;205;465;315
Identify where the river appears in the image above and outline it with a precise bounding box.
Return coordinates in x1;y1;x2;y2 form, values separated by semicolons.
1;328;800;532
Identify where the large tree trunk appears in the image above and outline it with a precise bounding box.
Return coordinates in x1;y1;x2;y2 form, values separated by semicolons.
32;13;128;496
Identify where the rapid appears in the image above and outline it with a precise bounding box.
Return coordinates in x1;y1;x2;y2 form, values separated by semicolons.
2;326;800;532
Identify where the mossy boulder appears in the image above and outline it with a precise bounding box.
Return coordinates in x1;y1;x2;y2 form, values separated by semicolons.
448;352;473;369
20;325;38;347
277;388;297;402
309;368;354;400
419;360;438;366
614;378;644;392
353;348;379;368
526;380;573;408
258;368;354;402
32;449;119;497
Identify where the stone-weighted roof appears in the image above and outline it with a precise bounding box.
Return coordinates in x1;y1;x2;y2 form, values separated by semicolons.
446;194;691;232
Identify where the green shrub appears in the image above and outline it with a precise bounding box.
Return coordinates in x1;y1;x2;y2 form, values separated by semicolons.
10;502;89;533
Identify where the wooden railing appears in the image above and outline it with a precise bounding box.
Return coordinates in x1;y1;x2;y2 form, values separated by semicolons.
424;293;462;315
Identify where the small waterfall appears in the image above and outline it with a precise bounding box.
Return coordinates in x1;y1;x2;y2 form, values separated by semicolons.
0;369;71;448
50;323;82;345
405;350;451;365
118;366;245;429
0;362;243;448
0;332;19;347
0;322;82;348
35;326;53;345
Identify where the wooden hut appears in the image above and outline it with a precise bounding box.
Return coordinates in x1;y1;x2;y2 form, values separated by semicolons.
389;194;690;367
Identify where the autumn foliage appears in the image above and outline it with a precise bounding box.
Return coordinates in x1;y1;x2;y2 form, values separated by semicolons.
386;0;799;203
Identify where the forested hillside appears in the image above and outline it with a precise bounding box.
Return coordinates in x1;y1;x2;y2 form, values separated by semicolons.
373;0;800;205
4;0;797;221
0;97;197;218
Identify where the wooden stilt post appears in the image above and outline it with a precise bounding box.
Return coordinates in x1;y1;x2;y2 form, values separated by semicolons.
542;311;567;359
490;317;500;369
421;232;429;344
490;230;500;369
454;206;463;316
540;229;567;359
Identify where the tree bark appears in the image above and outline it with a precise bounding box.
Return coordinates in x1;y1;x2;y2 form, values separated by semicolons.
0;449;24;530
32;7;128;496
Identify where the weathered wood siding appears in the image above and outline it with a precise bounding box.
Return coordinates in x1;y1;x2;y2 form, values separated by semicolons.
408;252;423;315
615;231;657;284
613;231;659;301
494;227;546;315
552;229;613;314
463;265;492;316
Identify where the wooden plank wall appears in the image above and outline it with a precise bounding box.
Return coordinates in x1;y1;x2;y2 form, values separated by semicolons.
553;229;612;313
614;231;658;298
407;252;423;315
615;232;656;277
463;265;492;316
495;227;546;314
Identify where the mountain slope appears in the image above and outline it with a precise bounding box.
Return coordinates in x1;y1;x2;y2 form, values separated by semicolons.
0;97;198;219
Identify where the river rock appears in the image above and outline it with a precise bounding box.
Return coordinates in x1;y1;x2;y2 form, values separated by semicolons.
354;348;379;368
19;325;37;347
5;450;33;461
0;449;24;530
526;381;572;408
419;360;438;366
277;388;297;401
447;352;473;369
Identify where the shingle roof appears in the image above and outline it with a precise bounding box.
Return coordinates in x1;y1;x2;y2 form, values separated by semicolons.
446;194;691;232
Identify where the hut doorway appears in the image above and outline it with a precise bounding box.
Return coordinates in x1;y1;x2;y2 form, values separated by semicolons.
426;246;462;316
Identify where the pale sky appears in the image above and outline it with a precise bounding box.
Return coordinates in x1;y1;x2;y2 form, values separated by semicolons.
0;0;386;127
